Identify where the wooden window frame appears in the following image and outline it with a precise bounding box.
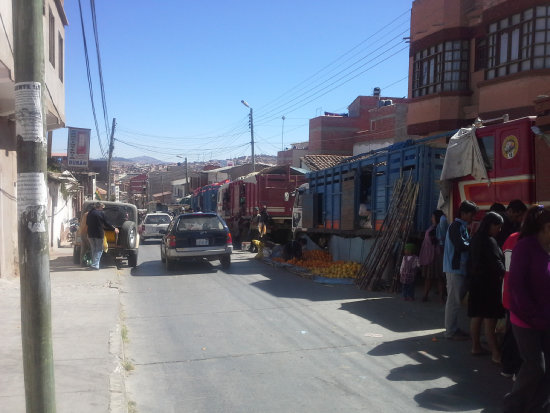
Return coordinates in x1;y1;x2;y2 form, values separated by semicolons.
486;5;550;79
412;40;469;98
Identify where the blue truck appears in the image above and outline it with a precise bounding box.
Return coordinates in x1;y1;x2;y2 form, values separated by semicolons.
292;141;446;237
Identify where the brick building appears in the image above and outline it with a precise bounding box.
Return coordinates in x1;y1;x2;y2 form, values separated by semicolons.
309;95;407;154
408;0;550;136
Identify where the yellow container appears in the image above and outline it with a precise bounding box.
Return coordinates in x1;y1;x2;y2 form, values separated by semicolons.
105;231;116;243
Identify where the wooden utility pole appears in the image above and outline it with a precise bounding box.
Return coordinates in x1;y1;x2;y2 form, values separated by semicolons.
13;0;57;411
107;118;116;200
185;157;189;195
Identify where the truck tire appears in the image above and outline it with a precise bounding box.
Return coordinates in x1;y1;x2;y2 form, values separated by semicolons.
73;246;81;264
128;250;138;268
120;221;137;249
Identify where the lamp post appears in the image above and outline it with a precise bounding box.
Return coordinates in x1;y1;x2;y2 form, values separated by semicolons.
241;100;255;171
281;116;286;151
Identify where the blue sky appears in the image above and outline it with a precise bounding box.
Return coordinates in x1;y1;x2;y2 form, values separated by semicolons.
51;0;413;162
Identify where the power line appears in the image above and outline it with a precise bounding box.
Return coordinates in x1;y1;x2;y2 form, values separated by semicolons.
255;9;411;115
77;0;106;158
257;44;410;125
90;0;110;140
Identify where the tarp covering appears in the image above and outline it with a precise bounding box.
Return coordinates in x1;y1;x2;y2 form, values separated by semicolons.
440;127;488;182
438;127;489;214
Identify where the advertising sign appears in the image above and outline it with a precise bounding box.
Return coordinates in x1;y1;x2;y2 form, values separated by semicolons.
67;127;90;168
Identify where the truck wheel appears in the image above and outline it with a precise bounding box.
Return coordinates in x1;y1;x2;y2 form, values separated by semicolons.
160;246;166;263
128;250;138;268
73;246;81;264
120;221;137;249
220;254;231;269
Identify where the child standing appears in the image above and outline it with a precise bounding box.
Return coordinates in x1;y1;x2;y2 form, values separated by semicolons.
400;243;419;301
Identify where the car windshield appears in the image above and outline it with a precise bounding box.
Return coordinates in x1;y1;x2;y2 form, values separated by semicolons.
177;216;224;231
145;215;171;224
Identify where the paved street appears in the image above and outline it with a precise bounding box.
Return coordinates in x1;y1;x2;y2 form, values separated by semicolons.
119;242;512;413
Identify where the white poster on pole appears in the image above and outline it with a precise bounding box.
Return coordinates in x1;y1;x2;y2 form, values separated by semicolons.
14;82;44;144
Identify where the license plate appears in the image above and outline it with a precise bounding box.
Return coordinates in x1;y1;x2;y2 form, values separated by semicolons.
196;238;209;246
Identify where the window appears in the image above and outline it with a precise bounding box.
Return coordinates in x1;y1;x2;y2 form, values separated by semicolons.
412;40;470;97
478;136;495;171
48;9;55;67
486;5;550;79
58;33;63;81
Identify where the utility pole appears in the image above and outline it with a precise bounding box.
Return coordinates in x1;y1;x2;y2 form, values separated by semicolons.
241;100;255;171
13;0;57;411
161;173;165;204
185;157;189;195
107;118;116;200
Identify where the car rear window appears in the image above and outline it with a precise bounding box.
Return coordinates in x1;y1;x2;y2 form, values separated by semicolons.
177;216;224;231
103;206;136;227
145;215;171;224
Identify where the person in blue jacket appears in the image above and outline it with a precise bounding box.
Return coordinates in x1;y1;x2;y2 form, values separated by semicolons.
443;200;478;340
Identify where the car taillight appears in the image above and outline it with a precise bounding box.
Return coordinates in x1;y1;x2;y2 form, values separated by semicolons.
226;232;233;245
168;235;176;248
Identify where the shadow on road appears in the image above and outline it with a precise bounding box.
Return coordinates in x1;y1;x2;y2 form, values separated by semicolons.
368;334;511;412
339;297;445;333
130;259;218;276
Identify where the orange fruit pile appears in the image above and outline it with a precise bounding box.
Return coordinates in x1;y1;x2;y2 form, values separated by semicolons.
273;249;361;278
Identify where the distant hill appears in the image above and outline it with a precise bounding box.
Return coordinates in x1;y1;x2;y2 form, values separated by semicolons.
112;156;166;164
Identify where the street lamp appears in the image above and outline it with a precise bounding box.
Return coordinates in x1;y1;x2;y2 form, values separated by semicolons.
241;100;255;171
281;115;286;151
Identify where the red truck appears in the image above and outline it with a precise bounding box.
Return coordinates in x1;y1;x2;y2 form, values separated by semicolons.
443;116;550;220
217;165;306;243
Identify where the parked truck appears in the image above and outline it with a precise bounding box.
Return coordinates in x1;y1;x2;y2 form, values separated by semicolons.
293;141;446;237
217;165;306;243
442;116;550;219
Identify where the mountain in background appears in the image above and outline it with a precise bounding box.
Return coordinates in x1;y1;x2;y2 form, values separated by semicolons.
112;156;166;164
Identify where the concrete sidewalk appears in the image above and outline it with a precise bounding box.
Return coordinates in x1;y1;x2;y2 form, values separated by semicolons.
0;247;125;413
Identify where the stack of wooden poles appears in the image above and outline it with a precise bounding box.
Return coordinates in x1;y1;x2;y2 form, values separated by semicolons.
355;176;420;291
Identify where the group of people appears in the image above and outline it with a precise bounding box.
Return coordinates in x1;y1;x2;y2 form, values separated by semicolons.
231;205;270;253
400;199;550;411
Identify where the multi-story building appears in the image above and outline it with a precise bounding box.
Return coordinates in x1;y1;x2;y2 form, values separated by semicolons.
277;93;409;167
0;0;67;278
408;0;550;136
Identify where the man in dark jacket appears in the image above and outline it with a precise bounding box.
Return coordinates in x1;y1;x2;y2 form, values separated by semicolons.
443;200;478;340
86;202;118;269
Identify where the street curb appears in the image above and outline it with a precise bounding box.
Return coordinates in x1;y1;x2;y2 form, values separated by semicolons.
108;268;127;413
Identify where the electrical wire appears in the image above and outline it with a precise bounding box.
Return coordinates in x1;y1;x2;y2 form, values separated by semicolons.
255;34;409;123
77;0;106;158
90;0;110;140
255;10;411;115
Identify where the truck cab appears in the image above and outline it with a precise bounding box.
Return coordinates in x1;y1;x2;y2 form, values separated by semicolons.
450;117;550;219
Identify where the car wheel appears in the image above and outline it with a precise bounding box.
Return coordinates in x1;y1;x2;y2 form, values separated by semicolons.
220;254;231;269
73;246;81;264
128;250;138;268
160;248;166;263
121;221;137;249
